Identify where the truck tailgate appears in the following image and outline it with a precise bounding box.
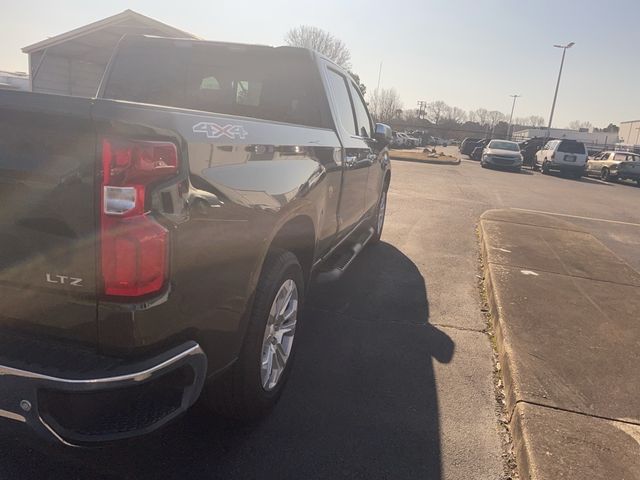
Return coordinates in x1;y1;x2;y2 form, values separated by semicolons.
0;91;98;346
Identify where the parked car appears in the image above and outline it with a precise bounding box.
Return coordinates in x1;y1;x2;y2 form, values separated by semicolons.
535;139;587;178
391;131;405;148
395;132;414;148
0;34;392;446
405;133;421;147
480;140;523;172
519;137;552;168
470;138;492;161
460;137;482;156
585;150;640;184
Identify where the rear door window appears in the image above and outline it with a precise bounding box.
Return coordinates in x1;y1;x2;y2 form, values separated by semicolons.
326;69;356;135
614;153;628;161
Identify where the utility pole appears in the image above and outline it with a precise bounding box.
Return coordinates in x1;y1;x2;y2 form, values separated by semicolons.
507;94;521;140
376;61;383;92
547;42;575;139
416;101;427;120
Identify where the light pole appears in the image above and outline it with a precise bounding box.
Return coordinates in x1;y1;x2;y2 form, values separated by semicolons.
507;94;521;140
547;42;575;139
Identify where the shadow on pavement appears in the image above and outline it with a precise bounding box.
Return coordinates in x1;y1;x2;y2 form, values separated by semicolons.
0;242;454;480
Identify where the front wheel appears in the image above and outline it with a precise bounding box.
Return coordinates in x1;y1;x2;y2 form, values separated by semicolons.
541;160;550;174
601;168;611;181
202;250;303;420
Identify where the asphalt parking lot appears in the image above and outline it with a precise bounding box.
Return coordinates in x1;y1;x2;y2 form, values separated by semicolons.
2;149;639;479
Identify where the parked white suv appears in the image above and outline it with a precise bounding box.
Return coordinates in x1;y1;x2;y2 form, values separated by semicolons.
535;139;587;178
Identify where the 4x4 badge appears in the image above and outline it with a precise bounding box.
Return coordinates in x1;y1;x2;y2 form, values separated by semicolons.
193;122;248;140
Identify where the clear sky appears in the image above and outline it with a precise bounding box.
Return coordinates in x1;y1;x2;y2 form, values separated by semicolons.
2;0;639;127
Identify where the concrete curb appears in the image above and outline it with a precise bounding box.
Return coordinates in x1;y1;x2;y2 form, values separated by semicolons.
479;208;640;480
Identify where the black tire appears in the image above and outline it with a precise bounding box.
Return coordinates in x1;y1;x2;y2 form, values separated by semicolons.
541;160;550;174
370;183;388;245
601;168;611;181
202;249;304;420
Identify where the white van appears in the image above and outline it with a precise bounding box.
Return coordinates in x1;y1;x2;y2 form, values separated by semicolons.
535;139;587;178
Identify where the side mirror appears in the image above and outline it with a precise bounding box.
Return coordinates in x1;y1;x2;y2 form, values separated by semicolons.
374;123;393;146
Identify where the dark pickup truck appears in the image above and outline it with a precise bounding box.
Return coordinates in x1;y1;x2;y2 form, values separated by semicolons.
0;34;392;446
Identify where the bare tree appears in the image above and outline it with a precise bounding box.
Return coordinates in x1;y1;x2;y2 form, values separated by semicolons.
285;25;351;69
368;88;403;124
528;115;545;128
425;101;450;125
467;111;478;123
474;108;489;125
487;110;505;127
567;120;592;131
445;106;467;123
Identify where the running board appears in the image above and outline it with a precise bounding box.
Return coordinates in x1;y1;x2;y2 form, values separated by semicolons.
316;227;374;283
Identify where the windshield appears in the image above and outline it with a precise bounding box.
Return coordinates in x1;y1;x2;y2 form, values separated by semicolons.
489;141;519;151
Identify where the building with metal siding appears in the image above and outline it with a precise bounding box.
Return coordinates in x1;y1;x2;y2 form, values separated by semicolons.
22;9;197;97
618;120;640;146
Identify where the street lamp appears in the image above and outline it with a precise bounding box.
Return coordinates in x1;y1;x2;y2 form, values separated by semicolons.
507;94;521;140
547;42;575;138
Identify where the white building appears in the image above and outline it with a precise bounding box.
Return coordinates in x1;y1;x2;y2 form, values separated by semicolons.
618;120;640;145
512;128;619;147
0;71;29;91
22;9;196;97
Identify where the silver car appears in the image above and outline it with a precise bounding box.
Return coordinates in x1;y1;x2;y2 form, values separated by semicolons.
480;140;523;172
585;150;640;184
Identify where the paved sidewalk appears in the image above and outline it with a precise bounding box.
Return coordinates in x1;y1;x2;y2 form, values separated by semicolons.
480;209;640;480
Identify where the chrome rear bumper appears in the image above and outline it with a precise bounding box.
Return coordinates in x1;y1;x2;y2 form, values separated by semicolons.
0;341;206;446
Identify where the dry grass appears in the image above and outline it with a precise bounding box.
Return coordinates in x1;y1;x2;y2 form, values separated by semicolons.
389;149;459;163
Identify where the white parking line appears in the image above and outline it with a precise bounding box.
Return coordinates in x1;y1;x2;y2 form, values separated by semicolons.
511;208;640;227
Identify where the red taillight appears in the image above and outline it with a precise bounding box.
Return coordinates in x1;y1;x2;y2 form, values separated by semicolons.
100;138;178;297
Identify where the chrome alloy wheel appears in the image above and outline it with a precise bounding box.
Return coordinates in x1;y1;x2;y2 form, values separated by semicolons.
260;279;298;391
377;190;387;235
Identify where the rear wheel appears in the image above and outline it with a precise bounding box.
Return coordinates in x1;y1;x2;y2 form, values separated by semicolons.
203;250;303;420
370;184;388;244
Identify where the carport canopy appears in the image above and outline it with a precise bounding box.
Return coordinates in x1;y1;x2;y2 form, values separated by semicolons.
22;9;197;97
